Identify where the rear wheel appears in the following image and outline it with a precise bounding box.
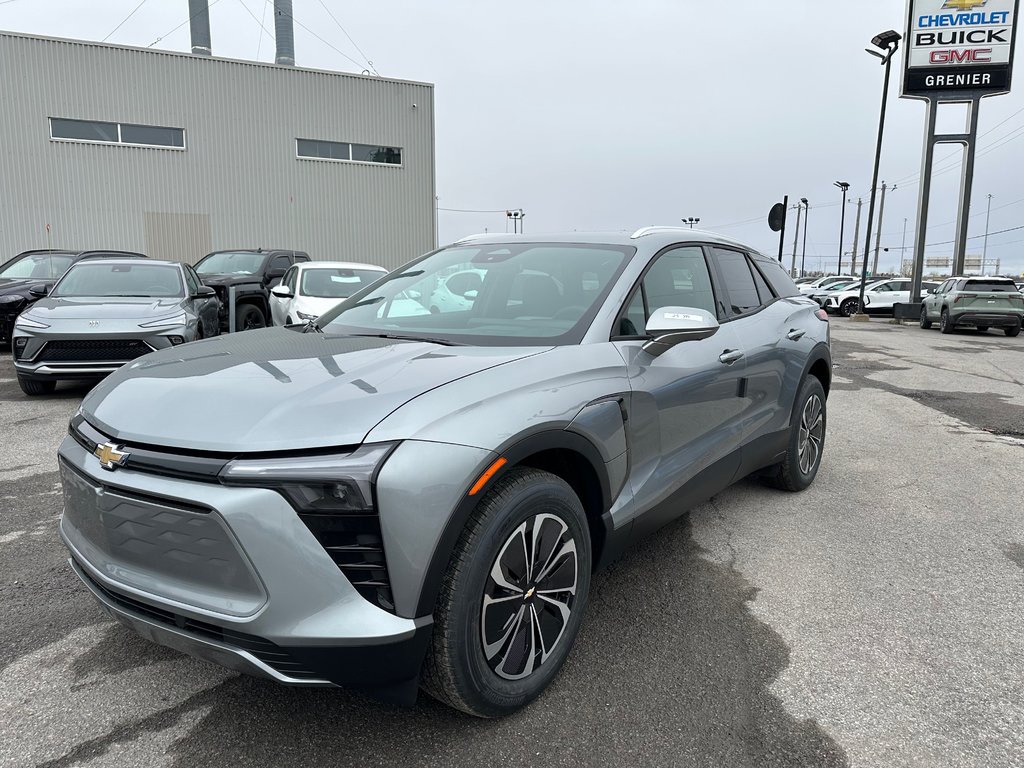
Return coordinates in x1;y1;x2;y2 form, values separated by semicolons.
840;298;858;317
421;467;591;717
940;309;954;334
235;304;266;332
18;376;56;396
1006;322;1022;338
920;305;932;329
764;376;826;492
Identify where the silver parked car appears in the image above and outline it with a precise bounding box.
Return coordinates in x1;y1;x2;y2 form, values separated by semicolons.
12;259;219;395
58;230;831;716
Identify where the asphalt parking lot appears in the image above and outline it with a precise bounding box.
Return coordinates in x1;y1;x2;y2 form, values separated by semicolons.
1;319;1023;768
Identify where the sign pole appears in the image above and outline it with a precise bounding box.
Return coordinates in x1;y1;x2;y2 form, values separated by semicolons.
909;99;937;305
952;97;981;275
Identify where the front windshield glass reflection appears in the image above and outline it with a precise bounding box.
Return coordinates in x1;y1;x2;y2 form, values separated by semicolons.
318;242;633;346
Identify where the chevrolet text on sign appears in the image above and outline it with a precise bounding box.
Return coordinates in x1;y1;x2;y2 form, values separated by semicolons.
903;0;1019;96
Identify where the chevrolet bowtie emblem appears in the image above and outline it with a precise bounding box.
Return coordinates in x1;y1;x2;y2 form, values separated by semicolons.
94;442;129;471
942;0;987;9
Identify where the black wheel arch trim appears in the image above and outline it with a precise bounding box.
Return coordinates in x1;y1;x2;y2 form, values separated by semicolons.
411;428;613;618
800;342;832;396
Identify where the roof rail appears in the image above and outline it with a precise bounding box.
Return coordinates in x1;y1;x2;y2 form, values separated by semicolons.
630;226;705;239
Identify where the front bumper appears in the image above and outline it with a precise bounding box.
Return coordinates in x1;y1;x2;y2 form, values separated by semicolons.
58;435;433;703
14;329;186;380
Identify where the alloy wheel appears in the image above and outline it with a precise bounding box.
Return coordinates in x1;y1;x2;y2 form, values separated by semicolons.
797;394;824;475
481;513;578;681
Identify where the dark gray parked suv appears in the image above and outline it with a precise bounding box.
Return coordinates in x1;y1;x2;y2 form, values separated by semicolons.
58;229;831;716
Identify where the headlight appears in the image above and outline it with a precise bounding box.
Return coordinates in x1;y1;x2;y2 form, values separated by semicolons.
219;443;396;513
139;313;187;328
296;311;319;321
15;314;49;329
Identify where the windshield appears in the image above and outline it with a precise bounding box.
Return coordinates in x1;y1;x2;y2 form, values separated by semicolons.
0;253;74;280
52;263;184;298
301;267;385;298
195;251;266;276
318;242;634;345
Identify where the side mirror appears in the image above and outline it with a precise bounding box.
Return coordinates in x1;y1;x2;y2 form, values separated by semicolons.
29;283;52;298
271;285;293;299
193;285;216;299
463;289;479;300
642;307;719;357
407;289;422;300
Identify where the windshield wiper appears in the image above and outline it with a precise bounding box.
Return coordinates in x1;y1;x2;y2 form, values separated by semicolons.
302;319;323;334
349;332;462;346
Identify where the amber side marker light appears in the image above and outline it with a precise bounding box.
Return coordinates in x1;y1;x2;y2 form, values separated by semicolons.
469;457;508;496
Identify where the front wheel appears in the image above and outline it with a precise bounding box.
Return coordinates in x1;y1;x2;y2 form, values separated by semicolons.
920;305;932;329
421;467;591;717
234;304;266;332
840;298;858;318
18;376;56;396
764;376;826;492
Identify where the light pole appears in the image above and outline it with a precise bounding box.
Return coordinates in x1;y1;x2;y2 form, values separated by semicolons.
683;217;700;229
800;198;810;278
790;201;804;278
983;193;993;266
854;29;901;321
834;181;850;275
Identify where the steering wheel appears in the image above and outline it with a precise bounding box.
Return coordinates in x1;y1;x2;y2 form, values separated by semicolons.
552;305;586;321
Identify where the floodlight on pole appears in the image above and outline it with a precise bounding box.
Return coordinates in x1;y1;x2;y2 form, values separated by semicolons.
854;29;900;321
682;217;700;229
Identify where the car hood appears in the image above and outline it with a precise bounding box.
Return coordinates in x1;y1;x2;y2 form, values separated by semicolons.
198;274;263;287
82;328;550;452
26;297;185;320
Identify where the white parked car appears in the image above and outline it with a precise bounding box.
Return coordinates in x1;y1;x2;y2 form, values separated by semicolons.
798;275;856;296
822;278;940;317
269;261;387;325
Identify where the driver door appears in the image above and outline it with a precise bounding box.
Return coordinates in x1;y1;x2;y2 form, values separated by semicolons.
270;266;297;325
614;244;747;540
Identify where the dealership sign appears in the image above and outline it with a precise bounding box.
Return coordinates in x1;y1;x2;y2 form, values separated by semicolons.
903;0;1020;96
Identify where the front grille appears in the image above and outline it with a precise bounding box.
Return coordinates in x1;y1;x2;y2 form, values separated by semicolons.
78;564;322;680
298;513;395;613
41;339;151;362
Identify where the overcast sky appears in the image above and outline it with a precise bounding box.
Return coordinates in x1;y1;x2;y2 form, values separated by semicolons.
2;0;1023;274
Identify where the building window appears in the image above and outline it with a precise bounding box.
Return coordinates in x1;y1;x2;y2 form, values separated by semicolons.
296;138;402;166
49;118;185;149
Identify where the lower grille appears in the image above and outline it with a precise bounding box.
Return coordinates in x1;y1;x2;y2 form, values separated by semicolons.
41;339;152;362
298;513;395;613
78;564;322;680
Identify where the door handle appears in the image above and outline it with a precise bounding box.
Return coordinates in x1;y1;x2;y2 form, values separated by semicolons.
786;328;806;341
719;349;744;365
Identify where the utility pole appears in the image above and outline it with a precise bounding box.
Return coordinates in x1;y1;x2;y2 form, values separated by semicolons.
849;198;863;275
983;193;993;264
790;201;803;278
900;217;908;275
800;198;810;278
871;181;889;276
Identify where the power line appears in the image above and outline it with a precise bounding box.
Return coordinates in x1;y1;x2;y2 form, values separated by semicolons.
926;222;1024;248
280;7;369;72
103;0;150;43
147;0;224;48
255;0;270;60
315;0;378;75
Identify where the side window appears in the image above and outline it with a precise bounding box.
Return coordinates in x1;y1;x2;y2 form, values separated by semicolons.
280;267;296;292
614;287;647;337
748;257;775;304
269;254;290;273
756;258;801;298
183;266;199;295
642;246;718;318
711;247;762;316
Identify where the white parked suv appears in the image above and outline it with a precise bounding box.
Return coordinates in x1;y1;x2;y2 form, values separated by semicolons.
270;261;388;325
823;278;939;317
798;275;856;296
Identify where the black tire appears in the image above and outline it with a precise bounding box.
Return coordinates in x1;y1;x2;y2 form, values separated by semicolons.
940;309;954;334
920;305;932;329
1006;322;1022;338
421;467;592;718
234;304;266;332
764;377;826;492
840;298;858;318
18;376;56;396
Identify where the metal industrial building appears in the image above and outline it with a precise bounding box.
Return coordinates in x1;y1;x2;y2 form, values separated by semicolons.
0;27;436;270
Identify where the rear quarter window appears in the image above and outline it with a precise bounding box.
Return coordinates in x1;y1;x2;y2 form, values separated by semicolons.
753;257;800;298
